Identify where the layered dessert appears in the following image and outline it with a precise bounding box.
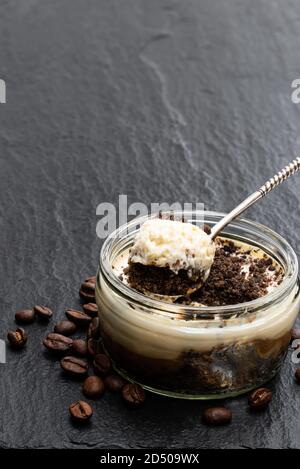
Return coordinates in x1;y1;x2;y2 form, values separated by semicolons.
97;215;300;398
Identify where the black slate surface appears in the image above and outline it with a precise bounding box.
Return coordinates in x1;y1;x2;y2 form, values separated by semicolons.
1;0;300;449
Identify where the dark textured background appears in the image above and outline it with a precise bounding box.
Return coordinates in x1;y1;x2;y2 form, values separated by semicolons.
1;0;300;449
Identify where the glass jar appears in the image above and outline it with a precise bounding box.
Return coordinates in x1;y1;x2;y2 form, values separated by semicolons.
96;211;300;399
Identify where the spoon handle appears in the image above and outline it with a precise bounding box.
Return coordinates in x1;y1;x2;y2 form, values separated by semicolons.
210;157;300;240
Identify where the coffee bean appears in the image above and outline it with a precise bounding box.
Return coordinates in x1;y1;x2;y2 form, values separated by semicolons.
82;375;105;399
292;328;300;340
80;278;96;302
69;400;93;422
60;356;89;376
34;305;53;320
122;383;146;407
295;368;300;382
81;281;96;293
43;333;73;353
84;276;96;284
65;309;91;327
104;374;126;392
248;387;272;410
202;407;232;425
87;338;104;356
93;353;111;376
87;317;100;339
15;309;35;324
83;303;98;318
7;328;27;349
72;339;88;357
79;289;95;302
54;320;77;336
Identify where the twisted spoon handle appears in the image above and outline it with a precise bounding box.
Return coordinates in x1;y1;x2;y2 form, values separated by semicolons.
259;157;300;195
210;157;300;240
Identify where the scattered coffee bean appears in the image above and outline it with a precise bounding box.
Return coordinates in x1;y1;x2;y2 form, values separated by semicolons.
248;387;272;410
84;276;96;284
69;400;93;422
60;356;89;376
88;338;104;356
79;277;96;302
7;328;27;349
104;374;126;392
295;368;300;382
87;338;103;356
54;320;77;336
72;339;88;357
203;224;211;235
292;328;300;340
87;317;100;339
202;407;232;425
93;353;111;376
65;309;92;327
34;305;53;320
82;375;105;399
15;309;35;324
81;281;95;293
43;333;73;353
83;303;98;318
122;383;146;407
79;288;95;302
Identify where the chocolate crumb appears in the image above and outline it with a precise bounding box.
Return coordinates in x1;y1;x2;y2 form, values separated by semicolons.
124;239;282;307
203;224;211;235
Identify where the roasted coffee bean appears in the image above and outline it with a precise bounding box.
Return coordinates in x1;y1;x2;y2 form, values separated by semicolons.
43;333;73;353
104;374;126;392
34;305;53;320
93;353;111;376
15;309;35;324
65;309;92;327
292;328;300;340
72;339;88;357
82;375;105;399
83;303;98;318
84;276;96;284
69;400;93;422
7;328;27;349
202;407;232;425
87;338;103;356
87;317;100;339
122;383;146;407
60;356;89;376
203;224;211;235
81;281;95;293
80;277;96;302
87;338;96;356
79;288;95;302
248;387;272;410
54;320;77;336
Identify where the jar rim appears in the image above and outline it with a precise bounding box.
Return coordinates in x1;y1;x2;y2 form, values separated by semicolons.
99;211;298;316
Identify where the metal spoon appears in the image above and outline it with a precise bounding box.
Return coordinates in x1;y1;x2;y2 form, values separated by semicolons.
209;157;300;239
155;157;300;301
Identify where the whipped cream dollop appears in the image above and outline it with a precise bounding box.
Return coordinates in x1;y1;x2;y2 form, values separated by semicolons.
129;218;215;279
